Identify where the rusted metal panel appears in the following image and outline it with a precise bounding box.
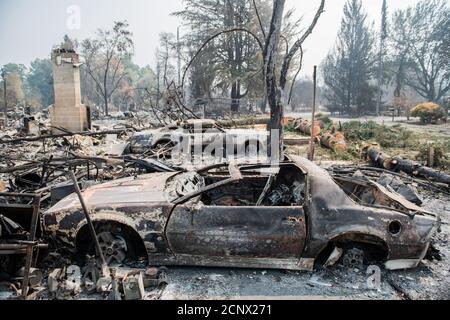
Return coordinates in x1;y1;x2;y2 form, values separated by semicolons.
46;173;177;212
166;205;306;260
288;155;440;264
43;172;179;258
154;255;310;271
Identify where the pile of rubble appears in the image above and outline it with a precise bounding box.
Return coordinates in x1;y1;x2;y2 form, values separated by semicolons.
0;113;177;300
0;116;179;208
46;265;168;301
0;112;448;300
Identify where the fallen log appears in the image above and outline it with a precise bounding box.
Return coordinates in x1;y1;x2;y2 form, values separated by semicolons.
290;118;348;153
366;147;399;170
320;132;348;153
365;146;450;187
284;137;310;146
292;118;321;137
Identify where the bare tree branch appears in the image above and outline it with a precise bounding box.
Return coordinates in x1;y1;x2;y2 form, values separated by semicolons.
181;28;264;91
288;46;303;105
252;0;266;39
280;0;325;90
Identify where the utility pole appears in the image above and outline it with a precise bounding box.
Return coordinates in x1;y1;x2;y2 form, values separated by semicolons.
377;0;388;117
156;61;161;108
309;66;317;162
1;68;7;126
177;26;181;86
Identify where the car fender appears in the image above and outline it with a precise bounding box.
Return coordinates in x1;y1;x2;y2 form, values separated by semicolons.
75;211;139;237
308;223;392;261
327;226;390;250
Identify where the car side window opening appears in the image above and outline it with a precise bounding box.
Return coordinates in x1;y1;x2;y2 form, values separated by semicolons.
333;176;416;214
199;164;307;207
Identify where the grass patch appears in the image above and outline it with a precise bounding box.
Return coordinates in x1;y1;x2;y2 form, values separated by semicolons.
284;122;296;133
285;119;449;170
416;142;450;169
341;121;415;148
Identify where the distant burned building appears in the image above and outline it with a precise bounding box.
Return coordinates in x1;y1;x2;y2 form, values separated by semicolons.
48;40;90;134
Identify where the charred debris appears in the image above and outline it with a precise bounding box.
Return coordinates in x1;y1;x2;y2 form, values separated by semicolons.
0;111;448;300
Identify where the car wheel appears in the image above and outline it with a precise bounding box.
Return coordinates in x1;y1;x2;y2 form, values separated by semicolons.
341;247;365;270
84;224;141;266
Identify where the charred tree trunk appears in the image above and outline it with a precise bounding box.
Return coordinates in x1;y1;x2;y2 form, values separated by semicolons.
104;96;109;117
103;62;110;116
366;147;450;187
264;0;286;161
260;94;268;113
1;69;7;123
231;81;240;112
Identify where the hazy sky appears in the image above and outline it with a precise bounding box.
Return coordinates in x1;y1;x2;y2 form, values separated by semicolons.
0;0;425;76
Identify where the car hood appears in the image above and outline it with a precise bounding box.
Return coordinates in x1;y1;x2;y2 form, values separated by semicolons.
46;172;178;214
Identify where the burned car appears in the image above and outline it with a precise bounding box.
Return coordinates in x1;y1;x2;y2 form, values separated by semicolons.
127;119;268;156
43;156;440;271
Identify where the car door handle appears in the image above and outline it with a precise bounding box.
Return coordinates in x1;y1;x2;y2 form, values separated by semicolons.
282;217;304;226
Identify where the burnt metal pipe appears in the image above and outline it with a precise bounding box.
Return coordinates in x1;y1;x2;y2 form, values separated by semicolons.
68;171;109;276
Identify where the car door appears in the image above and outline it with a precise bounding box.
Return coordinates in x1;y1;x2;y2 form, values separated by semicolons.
165;202;306;265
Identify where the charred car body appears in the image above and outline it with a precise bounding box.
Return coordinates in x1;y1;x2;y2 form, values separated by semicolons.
43;155;440;271
127;119;268;157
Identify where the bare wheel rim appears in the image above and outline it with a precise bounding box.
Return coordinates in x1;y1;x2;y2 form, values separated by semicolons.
97;231;128;265
342;248;365;269
154;142;175;160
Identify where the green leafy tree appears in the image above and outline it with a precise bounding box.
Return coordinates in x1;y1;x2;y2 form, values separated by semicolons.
174;0;268;110
322;0;376;116
27;58;54;107
390;0;450;103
